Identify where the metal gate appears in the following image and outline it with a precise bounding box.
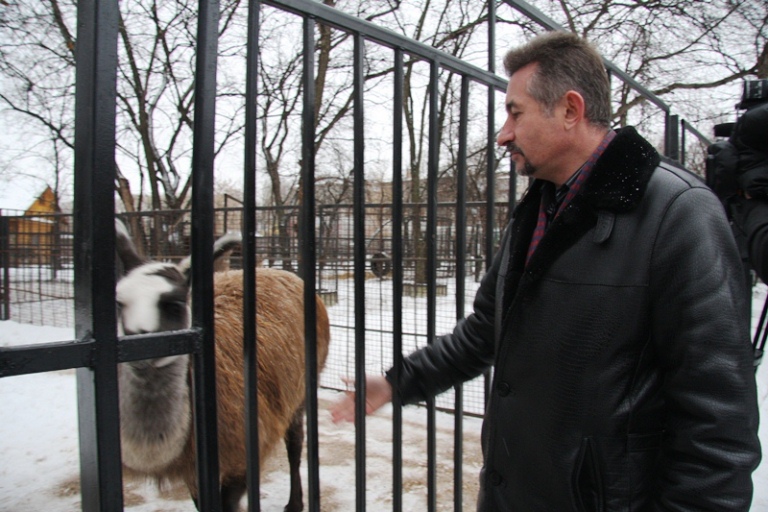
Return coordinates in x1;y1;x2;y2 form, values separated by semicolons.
0;0;711;511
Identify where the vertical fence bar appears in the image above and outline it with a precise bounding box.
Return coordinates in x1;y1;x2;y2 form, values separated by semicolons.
301;15;321;512
1;216;9;321
352;31;368;512
244;1;261;510
508;157;518;220
426;58;440;512
484;10;498;412
454;75;470;512
680;119;687;166
485;2;497;268
189;0;221;509
72;0;122;509
485;1;499;411
392;47;405;512
665;113;680;161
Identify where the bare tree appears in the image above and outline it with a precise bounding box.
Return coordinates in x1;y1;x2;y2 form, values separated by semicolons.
494;1;767;136
365;0;493;283
0;0;249;252
0;0;76;207
1;0;765;232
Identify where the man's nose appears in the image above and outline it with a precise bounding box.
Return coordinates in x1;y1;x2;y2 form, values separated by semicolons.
497;118;513;147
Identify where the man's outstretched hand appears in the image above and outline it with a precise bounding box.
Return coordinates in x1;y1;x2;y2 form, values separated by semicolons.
330;375;393;423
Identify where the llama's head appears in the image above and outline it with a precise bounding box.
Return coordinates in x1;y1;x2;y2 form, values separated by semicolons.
114;219;241;340
115;220;192;338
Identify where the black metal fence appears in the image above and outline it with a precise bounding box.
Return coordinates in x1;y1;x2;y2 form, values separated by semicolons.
0;0;715;511
0;203;505;419
0;213;74;327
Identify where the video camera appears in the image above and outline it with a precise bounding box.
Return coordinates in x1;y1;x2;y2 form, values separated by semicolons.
706;79;768;204
706;79;768;368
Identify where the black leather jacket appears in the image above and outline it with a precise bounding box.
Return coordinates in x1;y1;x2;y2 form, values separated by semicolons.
388;127;761;511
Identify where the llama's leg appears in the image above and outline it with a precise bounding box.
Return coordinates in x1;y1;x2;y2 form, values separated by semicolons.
284;404;305;512
221;478;247;512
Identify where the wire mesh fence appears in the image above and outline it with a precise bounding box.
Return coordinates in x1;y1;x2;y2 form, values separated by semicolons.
0;213;74;328
1;202;507;415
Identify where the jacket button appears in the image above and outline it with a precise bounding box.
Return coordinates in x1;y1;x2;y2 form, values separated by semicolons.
489;470;503;486
497;381;511;396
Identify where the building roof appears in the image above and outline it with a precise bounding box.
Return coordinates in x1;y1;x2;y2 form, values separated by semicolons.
0;177;51;214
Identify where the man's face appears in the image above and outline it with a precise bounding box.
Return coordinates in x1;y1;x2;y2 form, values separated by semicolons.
497;63;563;182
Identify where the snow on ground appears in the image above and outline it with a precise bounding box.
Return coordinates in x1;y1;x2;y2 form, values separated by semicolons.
0;321;483;511
752;282;768;511
2;285;768;510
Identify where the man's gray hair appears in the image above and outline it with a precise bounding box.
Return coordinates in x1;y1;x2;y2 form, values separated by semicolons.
503;31;611;128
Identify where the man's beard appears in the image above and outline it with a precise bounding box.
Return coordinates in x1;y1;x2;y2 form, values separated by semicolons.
517;159;537;177
508;145;537;177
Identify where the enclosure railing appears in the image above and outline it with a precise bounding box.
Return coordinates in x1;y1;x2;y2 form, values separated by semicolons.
0;202;502;319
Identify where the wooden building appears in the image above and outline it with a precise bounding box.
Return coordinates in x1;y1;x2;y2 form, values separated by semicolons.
1;186;69;267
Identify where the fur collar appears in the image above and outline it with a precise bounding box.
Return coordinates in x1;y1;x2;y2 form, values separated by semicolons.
505;126;660;287
578;126;660;212
513;126;660;216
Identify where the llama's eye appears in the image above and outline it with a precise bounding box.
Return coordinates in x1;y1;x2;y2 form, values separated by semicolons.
161;300;187;318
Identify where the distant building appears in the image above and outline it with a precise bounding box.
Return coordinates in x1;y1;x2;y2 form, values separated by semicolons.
0;186;70;267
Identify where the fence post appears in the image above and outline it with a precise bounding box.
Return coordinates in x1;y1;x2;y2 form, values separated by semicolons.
72;0;123;508
188;0;223;507
50;215;61;281
0;215;9;321
300;15;322;512
665;113;680;162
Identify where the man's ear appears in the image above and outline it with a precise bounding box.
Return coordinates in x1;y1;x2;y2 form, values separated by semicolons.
562;90;585;129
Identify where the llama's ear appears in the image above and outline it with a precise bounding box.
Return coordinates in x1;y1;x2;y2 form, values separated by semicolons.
178;255;192;284
212;233;241;271
115;218;146;273
177;233;241;282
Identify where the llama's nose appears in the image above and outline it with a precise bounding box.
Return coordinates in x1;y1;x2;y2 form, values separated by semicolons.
123;328;149;336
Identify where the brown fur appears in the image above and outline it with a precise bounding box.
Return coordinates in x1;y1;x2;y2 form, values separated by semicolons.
138;268;330;503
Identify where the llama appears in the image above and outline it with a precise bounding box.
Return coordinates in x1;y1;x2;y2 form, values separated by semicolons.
114;220;330;512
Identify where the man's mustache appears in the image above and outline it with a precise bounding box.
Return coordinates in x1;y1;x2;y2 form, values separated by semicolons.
505;143;524;156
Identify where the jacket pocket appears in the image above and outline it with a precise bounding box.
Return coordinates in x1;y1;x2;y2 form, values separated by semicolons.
573;437;605;512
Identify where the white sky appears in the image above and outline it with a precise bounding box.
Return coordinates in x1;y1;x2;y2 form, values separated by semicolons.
0;175;49;212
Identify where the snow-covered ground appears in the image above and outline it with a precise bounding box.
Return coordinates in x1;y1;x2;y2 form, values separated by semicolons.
2;284;768;510
0;319;483;511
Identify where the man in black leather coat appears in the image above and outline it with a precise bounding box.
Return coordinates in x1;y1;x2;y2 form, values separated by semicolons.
332;32;761;511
